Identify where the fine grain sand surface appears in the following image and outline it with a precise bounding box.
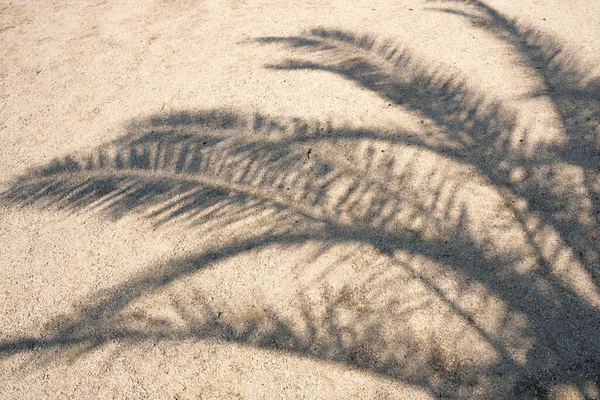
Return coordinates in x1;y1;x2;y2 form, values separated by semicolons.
1;0;600;398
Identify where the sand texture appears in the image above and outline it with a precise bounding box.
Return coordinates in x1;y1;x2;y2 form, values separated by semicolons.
1;0;600;398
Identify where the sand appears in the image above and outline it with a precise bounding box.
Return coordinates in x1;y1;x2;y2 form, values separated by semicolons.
1;0;599;398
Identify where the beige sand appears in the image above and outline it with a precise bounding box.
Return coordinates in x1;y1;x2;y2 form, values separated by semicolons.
1;0;599;398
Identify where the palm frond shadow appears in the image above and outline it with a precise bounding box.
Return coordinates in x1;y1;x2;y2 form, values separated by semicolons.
1;2;599;397
430;0;600;273
257;23;600;395
1;110;506;397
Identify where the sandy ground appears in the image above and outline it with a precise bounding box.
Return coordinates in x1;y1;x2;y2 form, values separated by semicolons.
1;0;600;398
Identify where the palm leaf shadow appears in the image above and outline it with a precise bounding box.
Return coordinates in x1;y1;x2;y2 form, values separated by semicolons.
256;19;600;396
2;2;600;397
2;107;515;398
431;0;600;275
1;108;505;396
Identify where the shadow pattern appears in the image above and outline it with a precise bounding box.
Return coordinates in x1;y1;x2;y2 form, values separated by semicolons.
1;1;599;398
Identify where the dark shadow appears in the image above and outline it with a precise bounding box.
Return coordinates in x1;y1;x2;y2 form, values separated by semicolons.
1;2;600;398
430;0;600;279
254;19;600;397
